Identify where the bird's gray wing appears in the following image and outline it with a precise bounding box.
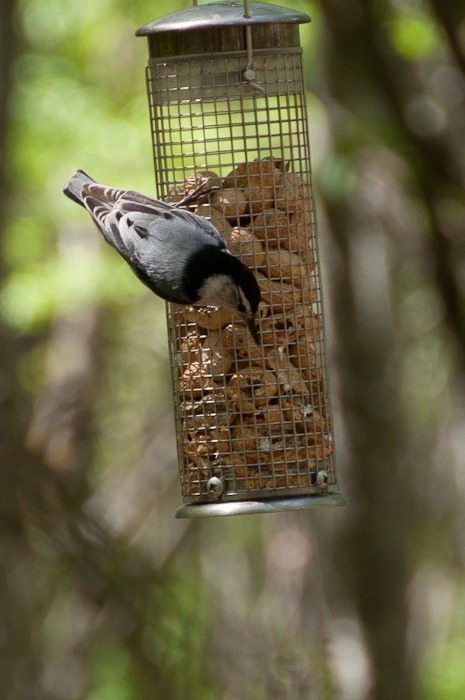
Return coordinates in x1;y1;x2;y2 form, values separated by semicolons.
103;201;227;303
118;198;227;246
80;184;226;249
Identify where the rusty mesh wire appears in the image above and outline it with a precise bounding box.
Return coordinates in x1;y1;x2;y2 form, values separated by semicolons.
146;48;335;503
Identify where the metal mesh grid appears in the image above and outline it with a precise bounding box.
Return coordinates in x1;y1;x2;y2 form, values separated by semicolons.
146;48;335;503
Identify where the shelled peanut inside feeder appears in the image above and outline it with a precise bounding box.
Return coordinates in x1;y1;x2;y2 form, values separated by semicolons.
136;1;347;517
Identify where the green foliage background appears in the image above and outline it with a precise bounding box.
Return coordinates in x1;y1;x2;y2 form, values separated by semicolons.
1;1;465;698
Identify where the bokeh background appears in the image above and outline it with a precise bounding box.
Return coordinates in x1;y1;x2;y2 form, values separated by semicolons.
1;0;465;698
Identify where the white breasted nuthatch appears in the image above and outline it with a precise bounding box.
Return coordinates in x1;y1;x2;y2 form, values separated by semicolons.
63;170;261;344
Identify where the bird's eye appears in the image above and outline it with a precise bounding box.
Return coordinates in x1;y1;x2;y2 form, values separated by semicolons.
237;303;246;313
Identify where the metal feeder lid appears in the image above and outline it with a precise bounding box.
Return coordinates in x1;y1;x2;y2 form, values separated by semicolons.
135;1;311;36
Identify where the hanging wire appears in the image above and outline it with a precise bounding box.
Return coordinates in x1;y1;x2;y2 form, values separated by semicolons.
189;0;265;92
243;0;266;93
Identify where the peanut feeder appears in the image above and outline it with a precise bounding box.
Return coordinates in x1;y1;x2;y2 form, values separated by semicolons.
136;1;347;517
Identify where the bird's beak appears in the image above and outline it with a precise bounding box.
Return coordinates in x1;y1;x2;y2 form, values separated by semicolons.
244;313;261;346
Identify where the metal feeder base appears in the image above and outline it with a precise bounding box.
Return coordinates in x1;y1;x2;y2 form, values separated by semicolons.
175;493;348;518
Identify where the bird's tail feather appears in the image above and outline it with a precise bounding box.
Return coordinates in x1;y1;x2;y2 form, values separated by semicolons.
63;169;96;207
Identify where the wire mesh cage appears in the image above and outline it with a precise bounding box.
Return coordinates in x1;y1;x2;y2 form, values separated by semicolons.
136;1;347;517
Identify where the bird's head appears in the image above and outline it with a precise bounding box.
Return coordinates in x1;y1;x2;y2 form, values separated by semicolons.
187;247;261;345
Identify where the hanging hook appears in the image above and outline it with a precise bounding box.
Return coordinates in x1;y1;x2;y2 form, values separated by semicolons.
243;0;266;93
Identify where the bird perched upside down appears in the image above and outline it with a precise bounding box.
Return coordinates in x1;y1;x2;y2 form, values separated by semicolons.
63;170;261;344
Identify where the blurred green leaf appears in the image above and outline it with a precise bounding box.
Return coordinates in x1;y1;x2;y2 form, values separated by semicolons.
422;611;465;700
387;12;441;60
88;642;136;700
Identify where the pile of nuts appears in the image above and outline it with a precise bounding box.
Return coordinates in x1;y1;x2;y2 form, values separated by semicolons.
169;155;333;499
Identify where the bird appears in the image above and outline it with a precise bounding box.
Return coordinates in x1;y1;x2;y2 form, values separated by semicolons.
63;170;261;344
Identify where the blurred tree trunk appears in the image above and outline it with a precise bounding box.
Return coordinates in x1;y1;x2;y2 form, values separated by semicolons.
0;2;41;694
326;202;415;700
319;0;465;697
